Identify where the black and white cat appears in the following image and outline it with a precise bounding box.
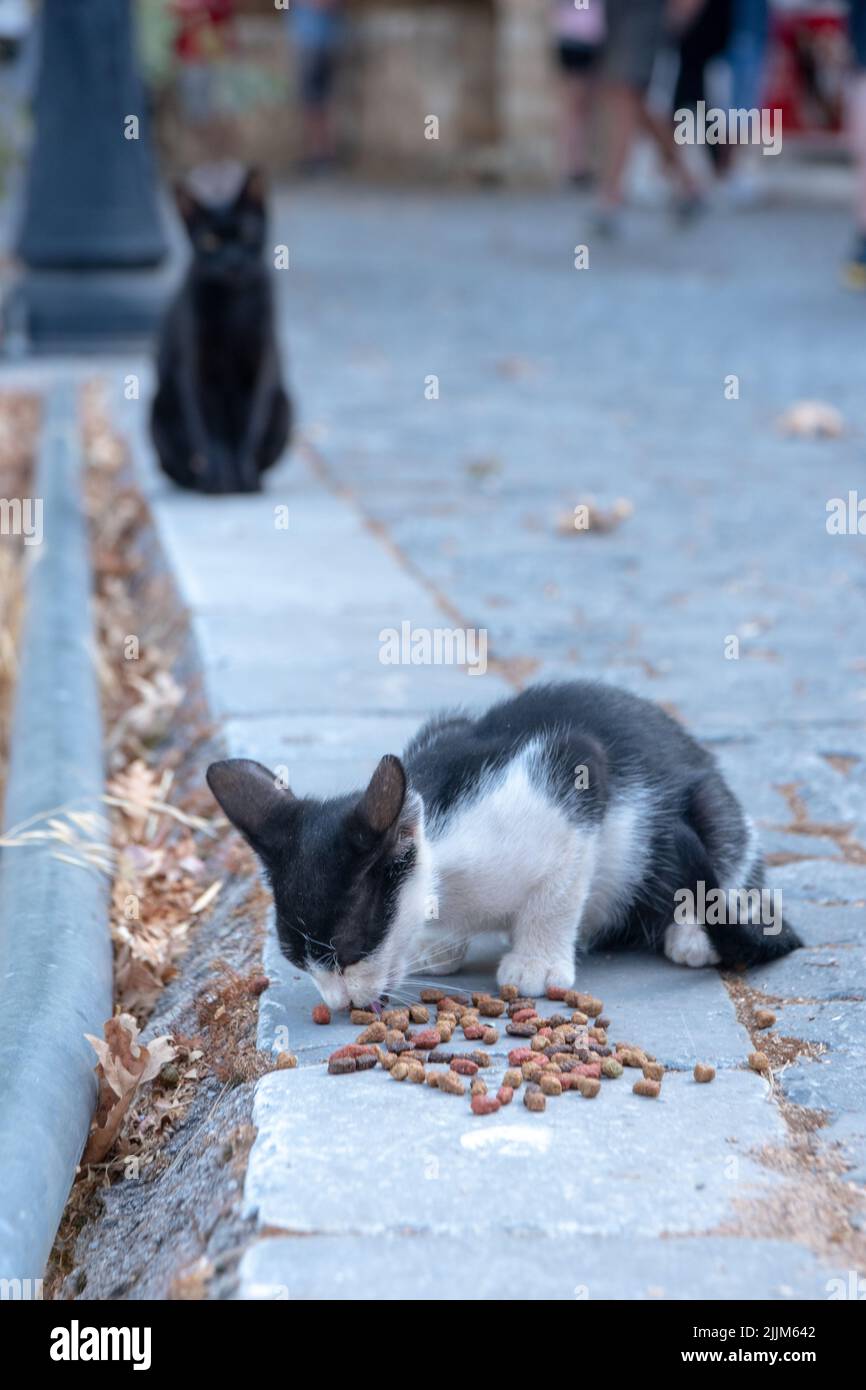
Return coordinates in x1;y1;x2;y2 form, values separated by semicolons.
151;167;291;494
207;682;800;1009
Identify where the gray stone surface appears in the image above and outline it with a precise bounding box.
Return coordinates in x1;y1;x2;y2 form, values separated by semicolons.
118;186;866;1298
239;1233;841;1302
245;1065;779;1239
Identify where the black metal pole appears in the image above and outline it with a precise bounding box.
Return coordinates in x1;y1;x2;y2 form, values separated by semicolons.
8;0;172;350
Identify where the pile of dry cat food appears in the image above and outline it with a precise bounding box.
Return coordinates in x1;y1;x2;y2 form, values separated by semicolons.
316;985;716;1115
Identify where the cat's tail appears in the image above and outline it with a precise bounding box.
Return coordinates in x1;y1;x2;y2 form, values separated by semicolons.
704;911;802;967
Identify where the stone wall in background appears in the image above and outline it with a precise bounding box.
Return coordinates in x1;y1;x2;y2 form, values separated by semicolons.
154;0;559;184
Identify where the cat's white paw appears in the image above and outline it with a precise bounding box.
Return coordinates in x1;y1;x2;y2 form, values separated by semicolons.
664;922;720;968
497;952;575;999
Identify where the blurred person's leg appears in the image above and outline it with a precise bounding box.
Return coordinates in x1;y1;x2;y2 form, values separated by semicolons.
672;0;735;183
728;0;769;112
597;0;667;225
555;42;600;185
720;0;770;206
598;0;701;228
846;2;866;284
299;46;338;169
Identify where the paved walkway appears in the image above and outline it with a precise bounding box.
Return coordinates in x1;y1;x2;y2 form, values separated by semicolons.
128;185;865;1300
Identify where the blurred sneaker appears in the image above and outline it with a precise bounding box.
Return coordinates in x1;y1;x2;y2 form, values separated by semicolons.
590;204;623;239
843;235;866;291
673;191;706;226
722;169;766;211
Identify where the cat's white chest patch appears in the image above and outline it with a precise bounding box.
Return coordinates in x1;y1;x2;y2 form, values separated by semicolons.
430;754;581;925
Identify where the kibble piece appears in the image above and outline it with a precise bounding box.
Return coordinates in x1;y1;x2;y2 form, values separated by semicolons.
328;1055;356;1075
540;1073;563;1097
500;983;519;1002
437;1070;466;1096
409;1004;430;1024
382;1009;409;1031
749;1051;770;1073
694;1062;716;1084
451;1057;479;1076
380;1051;398;1070
575;1061;601;1080
470;1078;488;1097
481;1026;499;1046
507;1022;538;1038
617;1048;646;1069
312;1004;331;1025
521;1060;543;1082
642;1062;664;1083
406;1063;426;1084
508;1047;535;1067
479;997;506;1017
463;1023;485;1041
388;1038;411;1055
436;1022;454;1043
502;1068;522;1089
357;1021;387;1044
601;1058;623;1080
577;1077;600;1098
633;1078;660;1098
428;1049;453;1064
576;993;603;1017
427;1071;440;1088
754;1009;776;1030
350;1009;377;1025
511;1007;538;1023
412;1028;443;1050
546;985;568;1001
355;1052;377;1072
497;1084;514;1106
275;1051;297;1070
570;1011;589;1026
470;1049;491;1068
524;1089;546;1113
420;987;446;1003
596;1015;611;1029
471;1094;501;1116
391;1062;410;1082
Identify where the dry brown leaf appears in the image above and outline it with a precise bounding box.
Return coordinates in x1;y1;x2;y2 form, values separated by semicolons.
190;879;222;915
82;1013;176;1164
556;498;634;536
777;400;845;439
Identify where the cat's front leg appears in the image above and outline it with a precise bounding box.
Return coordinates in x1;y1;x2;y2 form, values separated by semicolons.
497;854;594;997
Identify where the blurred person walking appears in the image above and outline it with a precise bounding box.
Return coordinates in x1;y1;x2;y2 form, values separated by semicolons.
595;0;704;234
845;1;866;285
286;0;345;173
550;0;606;187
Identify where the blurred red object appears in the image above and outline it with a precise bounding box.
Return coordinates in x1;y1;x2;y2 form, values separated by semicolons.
764;8;849;136
173;0;236;62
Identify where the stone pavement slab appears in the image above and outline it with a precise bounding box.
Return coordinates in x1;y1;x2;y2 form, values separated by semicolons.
238;1233;840;1302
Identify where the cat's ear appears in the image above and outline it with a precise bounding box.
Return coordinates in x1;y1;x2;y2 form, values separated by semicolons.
236;167;266;211
175;182;201;227
207;759;294;852
349;755;414;849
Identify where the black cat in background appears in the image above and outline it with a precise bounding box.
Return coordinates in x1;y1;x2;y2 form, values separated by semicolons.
151;168;292;494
